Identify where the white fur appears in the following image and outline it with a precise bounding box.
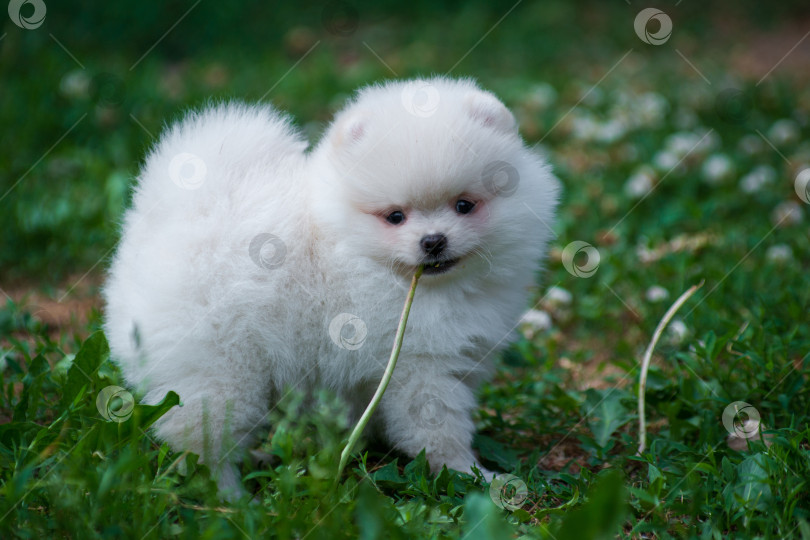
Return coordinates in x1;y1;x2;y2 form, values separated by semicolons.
103;77;560;499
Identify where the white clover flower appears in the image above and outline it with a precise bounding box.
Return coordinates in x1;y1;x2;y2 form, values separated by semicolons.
772;201;804;226
739;165;777;194
665;132;701;157
545;286;572;306
636;245;654;264
571;114;599;142
624;169;655;198
765;244;793;263
635;92;668;127
663;129;718;158
667;319;688;344
701;154;734;185
653;150;680;172
525;83;557;110
519;309;552;338
612;108;632;128
645;285;670;303
767;119;800;146
642;92;668;115
596;119;627;144
60;70;92;99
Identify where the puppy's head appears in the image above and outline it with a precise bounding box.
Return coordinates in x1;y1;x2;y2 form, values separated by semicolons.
312;78;556;281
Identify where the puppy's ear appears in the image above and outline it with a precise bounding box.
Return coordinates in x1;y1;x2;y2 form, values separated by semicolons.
331;113;367;148
464;91;516;134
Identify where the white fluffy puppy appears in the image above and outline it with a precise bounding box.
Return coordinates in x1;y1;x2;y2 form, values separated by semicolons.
104;77;559;499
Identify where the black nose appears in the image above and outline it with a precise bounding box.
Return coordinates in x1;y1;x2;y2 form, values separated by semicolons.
420;234;448;255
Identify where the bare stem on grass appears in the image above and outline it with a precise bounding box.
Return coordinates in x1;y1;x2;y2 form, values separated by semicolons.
637;280;704;455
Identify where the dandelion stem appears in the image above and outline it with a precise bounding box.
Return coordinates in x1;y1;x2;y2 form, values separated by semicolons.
336;266;423;479
637;280;703;455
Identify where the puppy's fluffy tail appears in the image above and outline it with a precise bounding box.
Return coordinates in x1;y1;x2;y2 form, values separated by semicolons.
104;102;308;372
132;102;308;205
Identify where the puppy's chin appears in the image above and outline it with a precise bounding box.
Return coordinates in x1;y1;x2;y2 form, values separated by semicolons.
381;254;467;280
420;257;461;275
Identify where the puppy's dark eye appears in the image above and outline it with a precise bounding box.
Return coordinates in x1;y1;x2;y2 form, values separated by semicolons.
385;210;406;225
455;200;476;215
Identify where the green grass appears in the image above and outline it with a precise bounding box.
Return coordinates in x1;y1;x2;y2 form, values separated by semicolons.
2;1;810;538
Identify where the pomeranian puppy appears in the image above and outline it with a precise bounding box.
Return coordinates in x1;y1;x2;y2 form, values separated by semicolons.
104;77;560;499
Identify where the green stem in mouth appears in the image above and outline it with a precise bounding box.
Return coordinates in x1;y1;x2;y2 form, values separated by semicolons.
336;265;424;480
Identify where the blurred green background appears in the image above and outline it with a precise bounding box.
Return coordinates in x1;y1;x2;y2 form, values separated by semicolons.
2;2;810;537
2;0;808;285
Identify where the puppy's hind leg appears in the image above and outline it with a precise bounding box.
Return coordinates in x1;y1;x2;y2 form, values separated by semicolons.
146;379;271;501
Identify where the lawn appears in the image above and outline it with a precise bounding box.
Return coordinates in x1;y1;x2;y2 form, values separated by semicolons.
1;1;809;538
